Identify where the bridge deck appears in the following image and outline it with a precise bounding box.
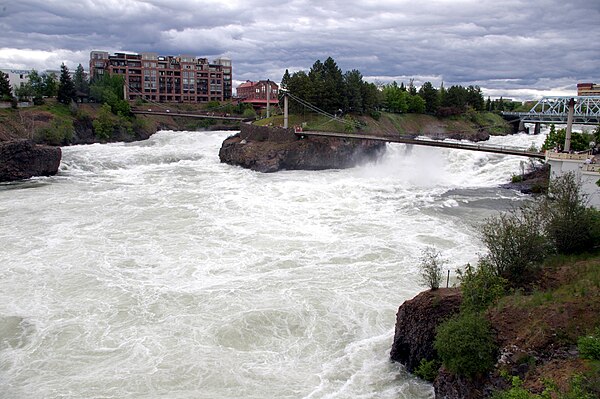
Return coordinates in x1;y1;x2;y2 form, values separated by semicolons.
300;131;545;158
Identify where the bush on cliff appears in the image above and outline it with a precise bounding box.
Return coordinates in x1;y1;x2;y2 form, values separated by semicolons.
480;203;551;287
434;311;497;377
418;247;445;290
458;261;507;312
35;117;74;146
578;328;600;361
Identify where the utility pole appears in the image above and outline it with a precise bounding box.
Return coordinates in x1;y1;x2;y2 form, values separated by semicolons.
564;98;575;152
266;79;270;119
283;93;288;129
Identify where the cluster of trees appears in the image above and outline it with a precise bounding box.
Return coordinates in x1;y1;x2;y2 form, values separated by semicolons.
281;57;379;116
417;173;600;384
542;124;600;152
281;57;487;117
381;81;484;116
0;63;89;106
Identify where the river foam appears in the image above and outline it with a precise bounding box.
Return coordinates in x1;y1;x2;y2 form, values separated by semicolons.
0;129;547;398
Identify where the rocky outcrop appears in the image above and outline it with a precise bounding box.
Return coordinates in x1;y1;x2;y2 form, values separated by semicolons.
390;288;462;372
0;140;62;182
500;163;550;194
219;124;386;172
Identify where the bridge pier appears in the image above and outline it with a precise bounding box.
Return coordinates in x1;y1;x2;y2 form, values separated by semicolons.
533;123;541;135
518;120;528;133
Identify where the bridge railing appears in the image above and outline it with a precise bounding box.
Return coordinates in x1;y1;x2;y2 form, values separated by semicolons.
582;164;600;173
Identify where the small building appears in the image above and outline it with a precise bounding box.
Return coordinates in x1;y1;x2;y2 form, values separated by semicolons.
236;80;279;109
577;83;600;96
545;151;600;208
0;69;32;95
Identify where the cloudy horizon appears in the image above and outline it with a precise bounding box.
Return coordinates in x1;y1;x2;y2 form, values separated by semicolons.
1;0;598;100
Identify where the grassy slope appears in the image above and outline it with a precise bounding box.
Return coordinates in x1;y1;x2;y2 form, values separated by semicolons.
487;254;600;396
255;111;511;138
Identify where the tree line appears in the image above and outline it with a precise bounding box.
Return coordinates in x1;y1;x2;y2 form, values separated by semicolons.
0;64;88;105
281;57;486;117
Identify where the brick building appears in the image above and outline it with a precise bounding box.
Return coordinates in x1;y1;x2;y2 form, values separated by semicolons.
577;83;600;96
89;51;232;103
236;80;279;108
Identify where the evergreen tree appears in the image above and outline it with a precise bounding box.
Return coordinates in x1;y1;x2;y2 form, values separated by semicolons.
466;85;484;111
408;78;417;96
344;69;363;113
73;64;89;97
308;59;325;109
0;71;12;99
361;82;380;114
418;81;439;114
42;73;58;97
281;69;291;90
57;63;76;104
438;82;446;108
321;57;345;113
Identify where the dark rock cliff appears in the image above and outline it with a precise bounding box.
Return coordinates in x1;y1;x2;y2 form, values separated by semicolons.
390;288;462;372
219;124;386;172
0;140;62;182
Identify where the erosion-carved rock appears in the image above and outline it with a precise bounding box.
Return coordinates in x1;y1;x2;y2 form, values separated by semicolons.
0;140;62;182
219;124;386;172
390;288;462;373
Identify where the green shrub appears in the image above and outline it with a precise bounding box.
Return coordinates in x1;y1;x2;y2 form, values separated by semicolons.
35;118;74;145
542;173;600;254
242;108;257;119
418;247;445;290
492;376;549;399
458;261;507;312
480;203;551;286
578;329;600;360
434;312;497;377
414;358;440;382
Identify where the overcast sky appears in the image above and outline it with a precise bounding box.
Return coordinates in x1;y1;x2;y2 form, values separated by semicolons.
1;0;598;100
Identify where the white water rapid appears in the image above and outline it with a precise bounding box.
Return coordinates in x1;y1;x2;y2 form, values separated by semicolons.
0;130;547;399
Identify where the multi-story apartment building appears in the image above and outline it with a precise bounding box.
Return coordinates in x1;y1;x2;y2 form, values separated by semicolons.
89;51;232;103
236;80;279;108
577;83;600;96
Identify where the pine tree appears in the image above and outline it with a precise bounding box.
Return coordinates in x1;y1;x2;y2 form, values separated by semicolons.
281;69;291;90
0;71;12;99
73;64;89;96
418;81;439;114
57;63;76;104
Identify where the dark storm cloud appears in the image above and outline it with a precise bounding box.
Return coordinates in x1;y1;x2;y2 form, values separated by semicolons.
1;0;598;98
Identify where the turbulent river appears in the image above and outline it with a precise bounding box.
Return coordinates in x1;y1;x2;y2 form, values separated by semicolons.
0;130;547;399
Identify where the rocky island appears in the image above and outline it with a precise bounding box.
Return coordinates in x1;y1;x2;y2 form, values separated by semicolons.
0;140;61;182
218;124;386;172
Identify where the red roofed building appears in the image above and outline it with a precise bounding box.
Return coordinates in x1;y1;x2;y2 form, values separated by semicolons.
237;80;279;108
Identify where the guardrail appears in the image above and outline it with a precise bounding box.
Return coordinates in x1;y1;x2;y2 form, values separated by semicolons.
545;151;590;161
582;164;600;173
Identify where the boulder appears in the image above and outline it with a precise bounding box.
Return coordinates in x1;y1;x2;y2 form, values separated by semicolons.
0;140;62;182
219;124;386;172
390;288;462;372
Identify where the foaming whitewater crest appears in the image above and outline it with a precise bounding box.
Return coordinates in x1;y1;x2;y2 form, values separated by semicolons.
0;130;548;399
